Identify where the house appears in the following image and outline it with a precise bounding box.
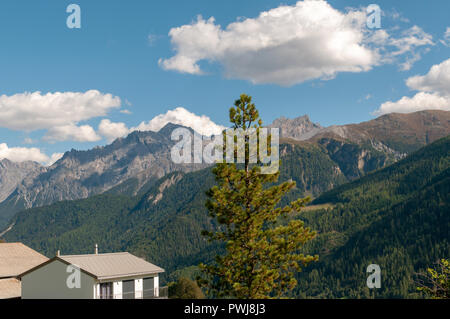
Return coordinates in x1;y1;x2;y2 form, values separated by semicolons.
0;242;49;299
19;246;165;299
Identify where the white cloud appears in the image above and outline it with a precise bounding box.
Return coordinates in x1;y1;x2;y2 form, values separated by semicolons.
375;92;450;115
440;27;450;47
160;1;375;86
159;1;434;86
0;143;62;166
37;106;227;146
374;58;450;115
388;26;434;56
406;58;450;95
43;124;102;143
98;119;130;142
133;107;225;136
0;90;121;132
386;26;434;71
365;26;433;70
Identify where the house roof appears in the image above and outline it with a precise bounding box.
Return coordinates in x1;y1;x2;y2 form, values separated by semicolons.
0;243;48;278
0;278;21;299
20;252;164;281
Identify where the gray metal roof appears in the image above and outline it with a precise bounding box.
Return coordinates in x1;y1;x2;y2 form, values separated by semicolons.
0;243;48;278
58;252;164;280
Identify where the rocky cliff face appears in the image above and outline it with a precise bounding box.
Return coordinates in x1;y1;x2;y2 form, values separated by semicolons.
0;159;45;203
268;115;323;140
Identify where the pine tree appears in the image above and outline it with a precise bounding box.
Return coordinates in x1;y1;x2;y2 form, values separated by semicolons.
199;94;318;299
416;259;450;299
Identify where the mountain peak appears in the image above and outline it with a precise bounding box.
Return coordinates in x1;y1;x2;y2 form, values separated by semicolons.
268;114;322;140
158;122;194;136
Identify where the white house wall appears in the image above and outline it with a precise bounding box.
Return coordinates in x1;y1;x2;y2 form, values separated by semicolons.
154;276;159;297
113;281;122;299
21;259;96;299
135;278;143;299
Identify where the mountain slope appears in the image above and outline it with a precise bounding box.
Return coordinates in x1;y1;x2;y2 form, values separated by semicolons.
308;110;450;154
295;135;450;298
0;159;46;226
0;159;44;202
273;110;450;157
272;110;450;181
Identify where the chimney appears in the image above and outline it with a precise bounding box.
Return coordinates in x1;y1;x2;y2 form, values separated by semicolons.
95;244;98;255
56;250;60;257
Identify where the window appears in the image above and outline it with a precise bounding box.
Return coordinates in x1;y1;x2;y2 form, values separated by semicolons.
99;282;113;299
143;277;155;299
122;279;135;299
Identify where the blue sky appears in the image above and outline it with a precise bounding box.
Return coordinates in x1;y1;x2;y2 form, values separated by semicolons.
0;0;449;164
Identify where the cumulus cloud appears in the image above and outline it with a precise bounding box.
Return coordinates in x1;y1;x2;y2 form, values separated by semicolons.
160;1;374;85
43;124;102;143
98;119;130;142
374;58;450;115
0;143;63;166
133;107;225;136
159;0;434;86
375;92;450;115
0;90;121;132
406;58;450;95
96;107;225;143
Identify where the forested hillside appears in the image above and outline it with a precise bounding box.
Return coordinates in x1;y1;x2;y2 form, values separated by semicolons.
295;135;450;298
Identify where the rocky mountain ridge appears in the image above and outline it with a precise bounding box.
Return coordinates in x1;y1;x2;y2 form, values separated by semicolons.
1;110;449;229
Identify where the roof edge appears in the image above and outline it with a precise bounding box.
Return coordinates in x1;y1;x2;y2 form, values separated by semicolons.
97;269;165;281
18;257;99;280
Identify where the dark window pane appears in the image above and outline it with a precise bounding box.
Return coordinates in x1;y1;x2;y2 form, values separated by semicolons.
122;280;135;299
143;277;154;299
